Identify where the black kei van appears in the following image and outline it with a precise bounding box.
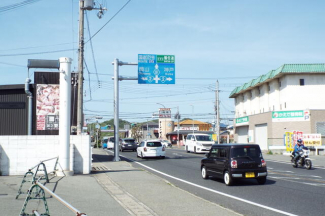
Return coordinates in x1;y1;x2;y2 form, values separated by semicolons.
201;144;267;186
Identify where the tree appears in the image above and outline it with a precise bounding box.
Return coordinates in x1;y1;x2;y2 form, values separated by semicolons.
131;124;142;143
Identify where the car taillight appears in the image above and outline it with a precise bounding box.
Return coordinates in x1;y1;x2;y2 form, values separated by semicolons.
144;147;147;152
261;159;266;167
231;160;237;168
162;146;165;151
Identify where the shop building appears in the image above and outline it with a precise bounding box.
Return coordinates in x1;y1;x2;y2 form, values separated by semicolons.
230;63;325;153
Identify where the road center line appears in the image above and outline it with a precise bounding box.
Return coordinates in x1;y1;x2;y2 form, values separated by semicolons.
115;152;297;216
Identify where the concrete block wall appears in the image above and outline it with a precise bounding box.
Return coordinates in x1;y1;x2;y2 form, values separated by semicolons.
0;135;91;176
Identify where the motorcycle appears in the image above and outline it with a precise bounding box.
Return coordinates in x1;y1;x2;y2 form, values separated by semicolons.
290;146;312;170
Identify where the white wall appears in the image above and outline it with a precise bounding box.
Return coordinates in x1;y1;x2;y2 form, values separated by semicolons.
0;135;91;176
235;74;325;116
283;74;325;110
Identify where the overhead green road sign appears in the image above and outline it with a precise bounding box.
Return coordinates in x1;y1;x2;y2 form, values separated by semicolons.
138;54;175;84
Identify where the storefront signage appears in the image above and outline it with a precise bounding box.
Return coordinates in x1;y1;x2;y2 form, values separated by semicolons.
302;134;322;146
236;116;249;126
272;110;310;122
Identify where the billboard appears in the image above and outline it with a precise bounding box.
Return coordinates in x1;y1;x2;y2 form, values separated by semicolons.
36;84;60;130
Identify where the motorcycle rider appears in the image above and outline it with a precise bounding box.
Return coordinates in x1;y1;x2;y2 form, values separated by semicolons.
293;139;304;163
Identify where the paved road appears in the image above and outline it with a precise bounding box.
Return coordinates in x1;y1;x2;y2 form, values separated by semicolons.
107;148;325;216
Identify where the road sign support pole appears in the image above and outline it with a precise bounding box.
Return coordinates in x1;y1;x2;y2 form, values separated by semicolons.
113;58;120;162
112;59;138;162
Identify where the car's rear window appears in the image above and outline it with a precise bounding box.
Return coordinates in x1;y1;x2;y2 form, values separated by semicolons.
231;147;262;158
196;136;212;141
146;142;162;147
125;139;135;144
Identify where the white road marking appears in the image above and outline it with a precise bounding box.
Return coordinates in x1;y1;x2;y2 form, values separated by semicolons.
172;153;183;157
266;159;325;170
111;151;298;216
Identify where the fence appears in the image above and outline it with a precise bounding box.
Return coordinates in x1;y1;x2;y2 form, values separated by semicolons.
18;157;87;216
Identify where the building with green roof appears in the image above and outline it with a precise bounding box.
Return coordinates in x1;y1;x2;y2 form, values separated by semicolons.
229;63;325;154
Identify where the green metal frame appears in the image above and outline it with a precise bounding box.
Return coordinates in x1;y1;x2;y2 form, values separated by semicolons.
19;184;50;216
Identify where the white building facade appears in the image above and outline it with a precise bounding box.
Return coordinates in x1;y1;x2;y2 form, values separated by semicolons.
230;64;325;153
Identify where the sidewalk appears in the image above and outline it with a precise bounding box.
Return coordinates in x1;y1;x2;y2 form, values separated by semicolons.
0;148;241;216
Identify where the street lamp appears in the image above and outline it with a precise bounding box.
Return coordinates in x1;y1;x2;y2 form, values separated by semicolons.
157;103;166;140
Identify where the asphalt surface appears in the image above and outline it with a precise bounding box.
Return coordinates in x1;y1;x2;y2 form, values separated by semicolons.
111;146;325;216
0;147;241;216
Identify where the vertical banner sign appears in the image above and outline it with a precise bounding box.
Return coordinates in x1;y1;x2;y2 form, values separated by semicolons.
138;54;175;84
36;84;60;130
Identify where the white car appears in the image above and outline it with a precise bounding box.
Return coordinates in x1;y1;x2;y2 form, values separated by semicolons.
137;140;165;159
185;133;214;153
160;140;172;148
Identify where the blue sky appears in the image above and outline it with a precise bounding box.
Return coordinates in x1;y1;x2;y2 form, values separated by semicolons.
1;0;325;125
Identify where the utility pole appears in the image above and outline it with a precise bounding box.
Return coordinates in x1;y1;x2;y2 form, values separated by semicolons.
175;106;180;147
77;0;85;135
77;0;107;134
215;80;220;144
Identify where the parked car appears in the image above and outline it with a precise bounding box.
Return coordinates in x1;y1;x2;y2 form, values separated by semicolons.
185;133;214;153
160;140;172;148
105;136;121;149
201;144;267;186
120;138;137;152
137;140;165;159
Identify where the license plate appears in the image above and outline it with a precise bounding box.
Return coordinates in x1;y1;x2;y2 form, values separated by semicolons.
245;172;255;178
128;145;132;146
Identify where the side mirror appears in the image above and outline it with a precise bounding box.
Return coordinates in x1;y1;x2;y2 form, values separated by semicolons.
191;137;195;141
205;153;209;158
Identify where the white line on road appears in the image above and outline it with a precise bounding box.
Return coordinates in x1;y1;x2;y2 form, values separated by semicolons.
114;151;298;216
266;159;325;170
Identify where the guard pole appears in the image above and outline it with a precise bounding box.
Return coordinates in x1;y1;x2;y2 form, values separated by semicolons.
59;57;73;175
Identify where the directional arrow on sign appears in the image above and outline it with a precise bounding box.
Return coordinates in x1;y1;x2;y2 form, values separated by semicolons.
166;77;173;81
141;77;148;80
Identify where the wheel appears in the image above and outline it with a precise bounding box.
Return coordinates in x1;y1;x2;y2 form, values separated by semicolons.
194;146;197;154
186;146;190;153
257;177;267;185
305;160;312;170
292;161;298;168
201;166;209;179
224;171;233;186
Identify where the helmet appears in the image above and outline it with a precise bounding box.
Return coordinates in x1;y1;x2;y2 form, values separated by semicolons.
297;139;303;145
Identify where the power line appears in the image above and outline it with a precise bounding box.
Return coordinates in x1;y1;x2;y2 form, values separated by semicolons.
0;49;76;57
85;11;99;83
0;0;43;13
85;0;132;43
0;61;25;67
